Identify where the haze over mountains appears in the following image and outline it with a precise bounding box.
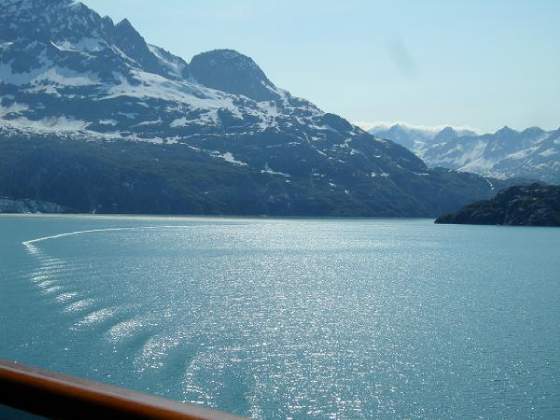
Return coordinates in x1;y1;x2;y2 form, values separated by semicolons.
0;0;526;216
370;124;560;183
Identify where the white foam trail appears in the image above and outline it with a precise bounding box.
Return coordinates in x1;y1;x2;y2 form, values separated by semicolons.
74;308;117;328
64;298;96;313
23;227;141;248
135;335;182;372
22;225;192;248
37;267;66;275
37;280;58;289
181;353;222;407
21;225;195;337
37;259;64;266
41;286;64;295
56;292;79;303
106;317;147;343
30;274;51;283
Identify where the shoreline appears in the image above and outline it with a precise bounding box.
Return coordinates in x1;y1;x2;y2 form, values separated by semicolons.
0;212;435;222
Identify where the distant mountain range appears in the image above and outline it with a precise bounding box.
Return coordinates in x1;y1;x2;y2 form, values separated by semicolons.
0;0;516;216
370;124;560;183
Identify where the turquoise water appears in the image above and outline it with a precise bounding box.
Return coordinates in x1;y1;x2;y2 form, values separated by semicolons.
1;215;559;419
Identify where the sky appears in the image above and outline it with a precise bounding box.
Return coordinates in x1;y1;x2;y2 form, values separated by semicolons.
81;0;560;133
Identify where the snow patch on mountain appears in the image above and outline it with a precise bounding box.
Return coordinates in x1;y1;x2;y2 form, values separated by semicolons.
261;163;290;177
0;102;29;117
212;152;248;166
51;37;106;53
147;44;188;78
2;116;90;133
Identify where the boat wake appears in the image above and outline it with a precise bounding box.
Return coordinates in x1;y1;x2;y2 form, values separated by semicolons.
22;225;194;313
21;225;193;344
20;223;259;414
23;226;193;253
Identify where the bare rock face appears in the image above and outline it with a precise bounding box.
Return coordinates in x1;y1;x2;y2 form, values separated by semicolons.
190;49;280;102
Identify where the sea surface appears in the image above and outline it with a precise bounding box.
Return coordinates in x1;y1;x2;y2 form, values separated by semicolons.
1;215;559;419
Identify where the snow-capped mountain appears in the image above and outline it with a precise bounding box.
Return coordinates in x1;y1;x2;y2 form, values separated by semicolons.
0;0;503;216
371;124;560;183
0;0;324;141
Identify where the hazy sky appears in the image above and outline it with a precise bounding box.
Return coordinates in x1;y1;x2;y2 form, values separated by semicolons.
81;0;559;133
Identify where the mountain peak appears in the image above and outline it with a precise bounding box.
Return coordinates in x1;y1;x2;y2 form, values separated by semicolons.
115;18;135;32
440;126;457;134
434;126;458;141
1;0;107;42
110;17;167;76
495;126;518;137
521;126;545;136
190;49;280;101
113;17;147;50
117;17;132;25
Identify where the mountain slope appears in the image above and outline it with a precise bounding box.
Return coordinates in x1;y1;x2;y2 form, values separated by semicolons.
0;195;70;213
0;0;500;216
370;124;560;183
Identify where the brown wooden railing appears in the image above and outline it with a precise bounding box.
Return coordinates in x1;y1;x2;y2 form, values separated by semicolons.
0;360;243;419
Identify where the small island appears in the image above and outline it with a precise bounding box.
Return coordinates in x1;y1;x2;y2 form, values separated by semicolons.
435;183;560;227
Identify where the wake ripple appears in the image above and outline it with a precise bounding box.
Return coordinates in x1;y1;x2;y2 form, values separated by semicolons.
20;224;226;411
73;307;118;329
22;226;192;322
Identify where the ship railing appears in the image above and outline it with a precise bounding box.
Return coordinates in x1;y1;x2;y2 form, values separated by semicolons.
0;359;243;419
